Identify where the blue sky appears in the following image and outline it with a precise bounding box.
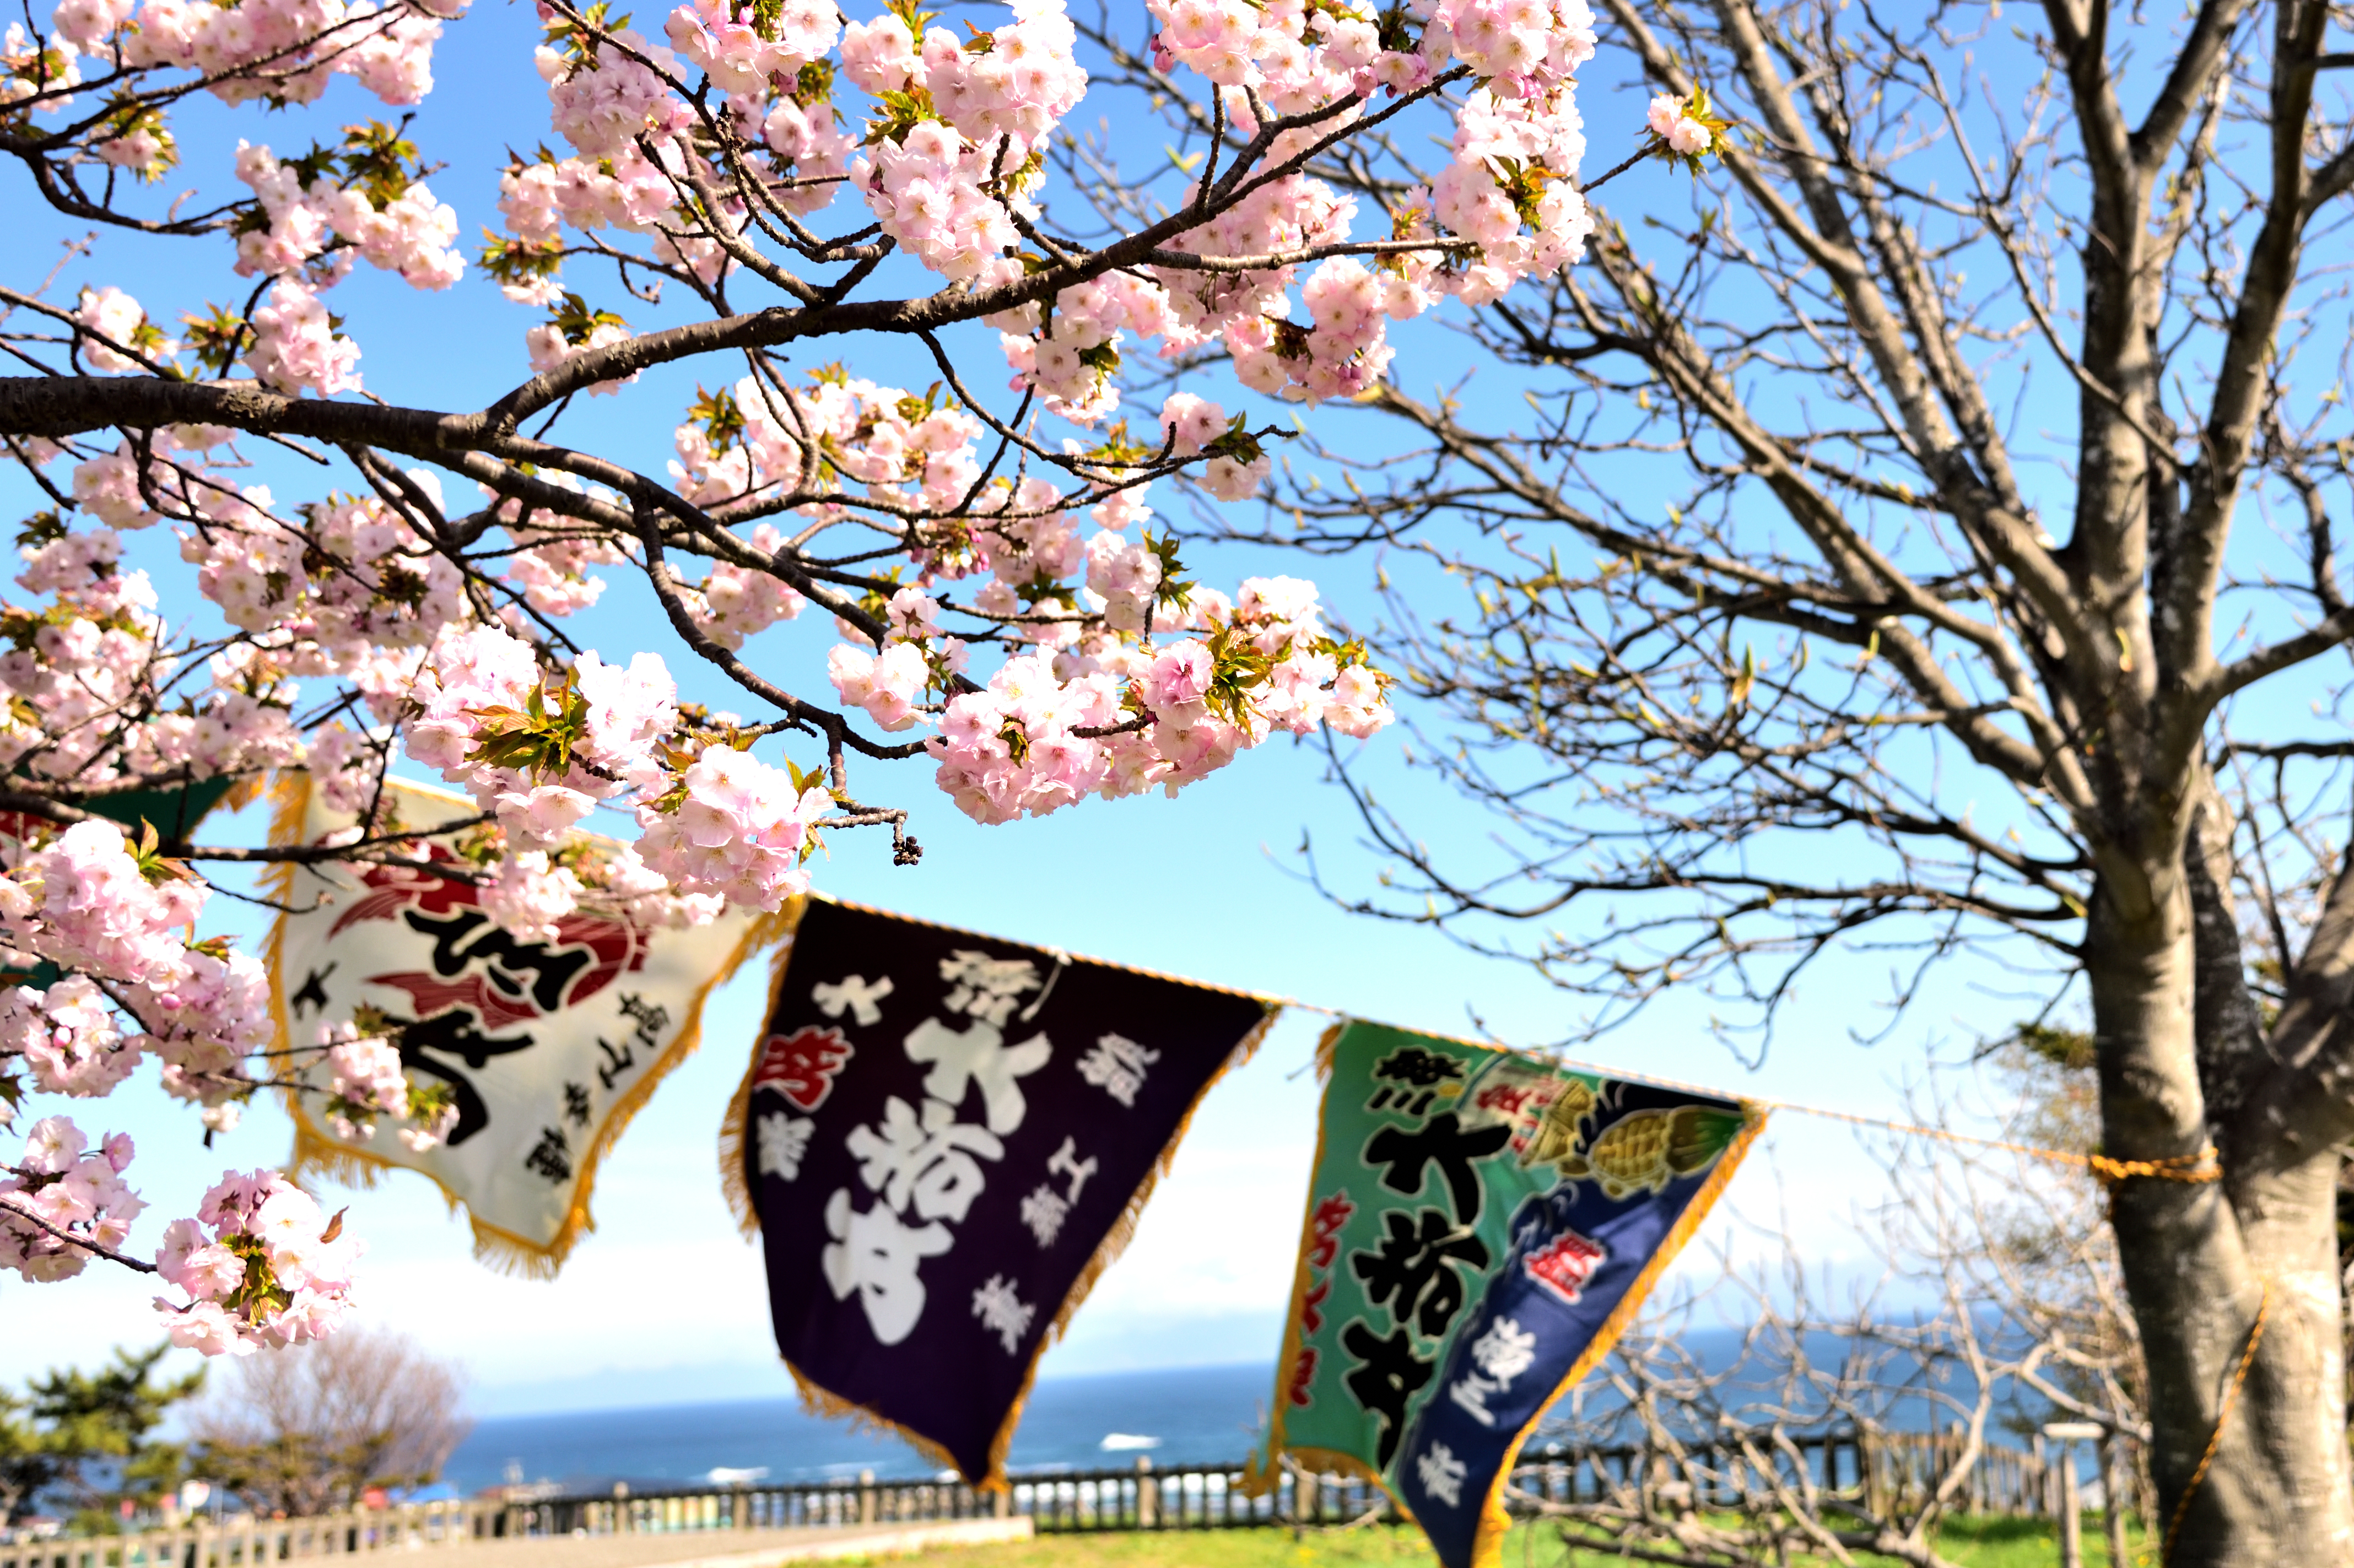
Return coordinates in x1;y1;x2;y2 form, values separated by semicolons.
0;0;2071;1413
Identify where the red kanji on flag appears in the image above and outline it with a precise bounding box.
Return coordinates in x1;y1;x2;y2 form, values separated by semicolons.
1474;1083;1538;1116
1306;1190;1356;1269
1287;1346;1319;1408
752;1025;854;1112
1525;1228;1607;1304
1301;1276;1331;1333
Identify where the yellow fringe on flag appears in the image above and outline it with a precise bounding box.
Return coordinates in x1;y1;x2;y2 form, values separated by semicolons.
717;899;811;1240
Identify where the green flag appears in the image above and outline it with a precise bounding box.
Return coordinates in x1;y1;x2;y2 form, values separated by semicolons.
1250;1020;1763;1568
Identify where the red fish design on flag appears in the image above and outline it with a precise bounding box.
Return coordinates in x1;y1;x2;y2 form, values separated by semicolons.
327;858;650;1029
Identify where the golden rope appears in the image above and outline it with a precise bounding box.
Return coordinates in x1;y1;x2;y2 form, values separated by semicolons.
1721;1099;2222;1183
2162;1279;2270;1566
2087;1147;2223;1187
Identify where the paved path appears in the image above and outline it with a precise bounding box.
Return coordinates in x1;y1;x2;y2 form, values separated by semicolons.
406;1520;1033;1568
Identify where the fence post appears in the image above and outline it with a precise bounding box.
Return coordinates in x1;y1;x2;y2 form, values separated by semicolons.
2057;1455;2082;1568
856;1473;875;1527
1135;1459;1157;1530
2101;1435;2131;1568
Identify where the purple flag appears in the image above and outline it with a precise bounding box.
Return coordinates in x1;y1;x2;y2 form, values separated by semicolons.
726;897;1273;1483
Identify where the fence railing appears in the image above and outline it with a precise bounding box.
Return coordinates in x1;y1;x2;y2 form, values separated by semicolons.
1499;1429;2061;1521
0;1499;506;1568
0;1427;2066;1568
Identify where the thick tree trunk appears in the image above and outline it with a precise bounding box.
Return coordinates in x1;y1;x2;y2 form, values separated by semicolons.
2090;870;2353;1564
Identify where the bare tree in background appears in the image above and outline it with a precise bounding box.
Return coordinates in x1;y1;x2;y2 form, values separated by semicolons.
189;1329;468;1517
1073;0;2354;1558
1516;1070;2148;1568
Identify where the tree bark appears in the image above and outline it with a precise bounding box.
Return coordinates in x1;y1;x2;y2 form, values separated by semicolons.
2091;857;2353;1562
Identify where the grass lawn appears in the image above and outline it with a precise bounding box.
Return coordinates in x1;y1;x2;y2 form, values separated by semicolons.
894;1515;2155;1568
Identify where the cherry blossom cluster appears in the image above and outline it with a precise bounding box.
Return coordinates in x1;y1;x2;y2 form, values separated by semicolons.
915;572;1389;824
633;742;835;911
1646;94;1710;155
1;1117;143;1283
453;813;731;935
657;365;1396;832
29;0;457;123
73;287;176;373
836;0;1087;282
154;1170;360;1355
409;624;668;833
398;621;819;914
19;0;464;311
0;503;300;788
318;1024;457;1150
487;0;1600;430
4;448;409;794
231;140;465;293
247;279;366;396
0;820;273;1110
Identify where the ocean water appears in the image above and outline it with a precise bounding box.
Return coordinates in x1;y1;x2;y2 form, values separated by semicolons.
444;1363;1281;1494
442;1324;2048;1499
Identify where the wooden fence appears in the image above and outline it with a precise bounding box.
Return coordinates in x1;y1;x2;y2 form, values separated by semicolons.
1502;1429;2059;1520
0;1429;2071;1568
0;1499;504;1568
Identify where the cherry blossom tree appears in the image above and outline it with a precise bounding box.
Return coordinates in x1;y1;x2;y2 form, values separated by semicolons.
0;0;1638;1357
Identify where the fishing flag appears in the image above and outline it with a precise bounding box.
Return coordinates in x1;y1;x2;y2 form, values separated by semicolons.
269;774;782;1272
1251;1020;1763;1568
724;897;1276;1484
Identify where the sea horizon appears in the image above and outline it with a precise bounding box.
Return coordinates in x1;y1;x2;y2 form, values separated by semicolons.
444;1361;1285;1494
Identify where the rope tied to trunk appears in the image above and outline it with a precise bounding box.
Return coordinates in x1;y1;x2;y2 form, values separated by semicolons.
2088;1145;2223;1187
2161;1278;2270;1567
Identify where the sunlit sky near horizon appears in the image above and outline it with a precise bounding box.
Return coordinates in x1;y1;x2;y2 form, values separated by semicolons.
0;0;2112;1416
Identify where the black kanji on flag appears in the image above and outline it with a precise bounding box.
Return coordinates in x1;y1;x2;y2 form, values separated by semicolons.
736;899;1271;1483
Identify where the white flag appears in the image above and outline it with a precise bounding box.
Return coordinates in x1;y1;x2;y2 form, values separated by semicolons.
268;774;786;1273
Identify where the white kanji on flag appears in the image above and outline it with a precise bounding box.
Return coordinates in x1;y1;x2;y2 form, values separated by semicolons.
971;1273;1035;1354
938;950;1041;1025
1076;1032;1159;1107
845;1095;1005;1223
1449;1315;1539;1427
903;1017;1051;1134
1019;1184;1069;1247
1448;1372;1502;1427
1416;1441;1468;1507
1047;1136;1098;1204
812;974;895;1027
821;1187;951;1345
1469;1316;1537;1383
757;1111;813;1181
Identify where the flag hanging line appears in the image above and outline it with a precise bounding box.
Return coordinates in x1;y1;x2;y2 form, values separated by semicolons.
781;895;2214;1189
1261;997;2220;1189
